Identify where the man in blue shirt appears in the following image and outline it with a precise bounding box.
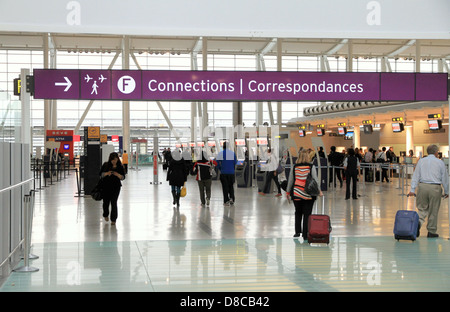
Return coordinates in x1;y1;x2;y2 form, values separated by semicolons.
409;144;449;238
217;142;237;205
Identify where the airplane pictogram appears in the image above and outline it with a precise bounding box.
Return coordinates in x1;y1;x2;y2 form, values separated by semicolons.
84;74;92;83
99;74;107;83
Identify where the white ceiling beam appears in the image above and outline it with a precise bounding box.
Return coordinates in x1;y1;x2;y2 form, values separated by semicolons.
386;39;416;57
325;39;348;55
259;38;277;56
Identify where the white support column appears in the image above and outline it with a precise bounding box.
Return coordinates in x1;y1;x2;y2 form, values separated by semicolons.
438;59;444;73
346;39;353;72
415;40;421;72
190;102;197;142
122;36;131;154
448;95;450;236
20;69;31;154
202;37;208;139
276;38;282;125
49;34;57;129
353;124;360;149
256;54;263;126
190;46;199;142
406;124;414;155
43;34;51;134
319;55;329;106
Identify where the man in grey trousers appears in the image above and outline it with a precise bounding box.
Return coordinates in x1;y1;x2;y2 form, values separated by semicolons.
409;144;449;238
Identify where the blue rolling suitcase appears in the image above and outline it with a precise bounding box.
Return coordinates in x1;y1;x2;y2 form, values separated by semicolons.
394;210;420;241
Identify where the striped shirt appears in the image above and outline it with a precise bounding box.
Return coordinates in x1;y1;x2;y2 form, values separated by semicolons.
286;163;320;200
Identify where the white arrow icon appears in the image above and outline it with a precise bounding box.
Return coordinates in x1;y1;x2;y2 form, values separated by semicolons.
55;77;72;92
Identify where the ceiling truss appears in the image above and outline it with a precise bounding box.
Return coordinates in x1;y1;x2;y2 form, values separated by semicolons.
0;32;449;61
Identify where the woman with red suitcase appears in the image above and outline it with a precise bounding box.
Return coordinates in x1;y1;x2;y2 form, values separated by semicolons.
286;149;323;240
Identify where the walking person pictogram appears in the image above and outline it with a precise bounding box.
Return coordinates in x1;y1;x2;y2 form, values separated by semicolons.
91;81;98;95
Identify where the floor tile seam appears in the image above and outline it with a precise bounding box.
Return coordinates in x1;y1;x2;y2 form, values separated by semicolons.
133;240;156;292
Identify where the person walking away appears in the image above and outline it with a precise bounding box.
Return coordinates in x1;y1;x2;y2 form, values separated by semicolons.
328;146;343;188
163;147;172;169
364;148;373;163
99;152;126;225
286;149;323;240
377;147;389;182
167;149;189;209
121;150;129;174
260;148;282;196
192;154;217;207
343;148;360;200
387;147;396;179
216;142;237;206
363;148;374;182
408;144;449;238
318;146;325;158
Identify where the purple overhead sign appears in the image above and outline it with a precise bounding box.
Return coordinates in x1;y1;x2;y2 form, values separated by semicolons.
33;69;448;102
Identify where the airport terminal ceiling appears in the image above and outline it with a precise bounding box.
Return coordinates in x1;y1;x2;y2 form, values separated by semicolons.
0;33;450;60
0;31;449;154
2;32;448;112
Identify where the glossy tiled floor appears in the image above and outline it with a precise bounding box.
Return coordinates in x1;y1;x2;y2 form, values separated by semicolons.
1;166;450;292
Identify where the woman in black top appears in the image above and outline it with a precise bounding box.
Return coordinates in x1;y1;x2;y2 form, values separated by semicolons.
99;152;126;225
167;150;189;208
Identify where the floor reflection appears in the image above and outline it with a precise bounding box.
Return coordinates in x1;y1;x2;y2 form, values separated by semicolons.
2;237;450;292
2;166;450;292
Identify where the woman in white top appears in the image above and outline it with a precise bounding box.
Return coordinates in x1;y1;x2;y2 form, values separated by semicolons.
260;148;282;196
377;147;389;182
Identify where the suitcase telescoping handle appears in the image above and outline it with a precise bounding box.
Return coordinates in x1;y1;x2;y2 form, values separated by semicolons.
312;193;325;215
402;193;416;211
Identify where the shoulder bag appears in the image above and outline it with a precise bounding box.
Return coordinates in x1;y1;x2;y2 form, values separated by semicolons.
91;178;104;201
305;165;320;196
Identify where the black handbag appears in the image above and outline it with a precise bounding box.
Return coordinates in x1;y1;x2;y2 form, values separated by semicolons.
91;179;104;201
305;165;320;196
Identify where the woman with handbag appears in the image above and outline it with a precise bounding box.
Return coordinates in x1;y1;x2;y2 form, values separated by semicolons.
286;149;323;239
99;152;126;225
167;149;189;209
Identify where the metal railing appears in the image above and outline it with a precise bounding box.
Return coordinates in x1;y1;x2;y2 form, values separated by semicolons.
30;158;83;197
13;190;38;273
0;180;38;279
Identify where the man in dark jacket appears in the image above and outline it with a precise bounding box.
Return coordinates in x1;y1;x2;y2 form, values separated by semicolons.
343;148;360;200
328;146;343;188
192;154;218;206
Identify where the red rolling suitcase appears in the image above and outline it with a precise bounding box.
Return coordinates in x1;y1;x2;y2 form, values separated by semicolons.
307;196;332;244
307;214;332;244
